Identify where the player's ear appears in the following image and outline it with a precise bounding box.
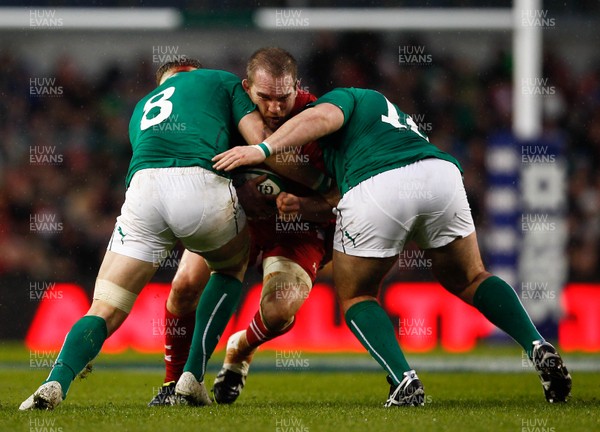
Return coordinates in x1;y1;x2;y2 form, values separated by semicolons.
242;79;251;92
157;70;171;86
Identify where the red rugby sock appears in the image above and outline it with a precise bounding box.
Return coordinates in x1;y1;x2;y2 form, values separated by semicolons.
245;310;295;349
163;305;195;383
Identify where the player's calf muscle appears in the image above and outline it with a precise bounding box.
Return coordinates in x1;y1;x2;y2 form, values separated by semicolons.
261;290;303;330
167;287;200;316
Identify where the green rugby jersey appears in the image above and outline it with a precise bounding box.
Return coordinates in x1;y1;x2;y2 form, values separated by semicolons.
309;88;461;196
126;69;256;187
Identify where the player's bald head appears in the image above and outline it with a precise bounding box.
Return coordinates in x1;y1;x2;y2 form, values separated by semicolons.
155;58;203;86
246;47;298;85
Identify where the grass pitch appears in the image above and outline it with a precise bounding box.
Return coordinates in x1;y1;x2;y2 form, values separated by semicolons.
1;345;599;432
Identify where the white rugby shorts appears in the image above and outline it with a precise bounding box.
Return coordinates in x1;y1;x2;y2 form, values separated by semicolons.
334;158;475;257
108;167;246;263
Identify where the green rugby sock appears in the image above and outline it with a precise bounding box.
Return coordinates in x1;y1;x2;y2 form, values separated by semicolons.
473;276;543;357
45;315;107;398
345;300;412;386
184;273;243;381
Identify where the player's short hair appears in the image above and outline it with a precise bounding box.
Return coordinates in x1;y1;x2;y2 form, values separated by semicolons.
246;47;298;85
155;58;203;86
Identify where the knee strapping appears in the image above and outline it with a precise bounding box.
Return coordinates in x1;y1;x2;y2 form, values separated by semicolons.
262;256;312;293
93;279;138;313
260;257;312;330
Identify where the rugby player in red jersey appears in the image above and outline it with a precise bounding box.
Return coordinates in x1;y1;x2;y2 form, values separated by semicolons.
149;47;335;406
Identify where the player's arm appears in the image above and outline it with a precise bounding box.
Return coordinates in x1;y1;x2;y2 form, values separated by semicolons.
213;103;344;171
262;157;333;196
237;110;270;145
236;111;322;190
237;107;336;194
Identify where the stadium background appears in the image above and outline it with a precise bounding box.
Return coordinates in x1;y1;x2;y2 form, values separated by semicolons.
0;2;599;356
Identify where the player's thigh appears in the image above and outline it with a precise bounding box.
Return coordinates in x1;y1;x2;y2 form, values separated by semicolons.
262;228;327;283
424;231;489;299
90;251;158;333
97;250;157;293
333;250;398;304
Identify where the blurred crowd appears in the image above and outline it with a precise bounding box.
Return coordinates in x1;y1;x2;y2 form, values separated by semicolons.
0;54;155;287
1;31;599;289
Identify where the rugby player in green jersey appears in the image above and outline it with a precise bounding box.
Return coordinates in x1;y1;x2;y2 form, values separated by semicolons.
20;59;267;410
214;87;572;406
